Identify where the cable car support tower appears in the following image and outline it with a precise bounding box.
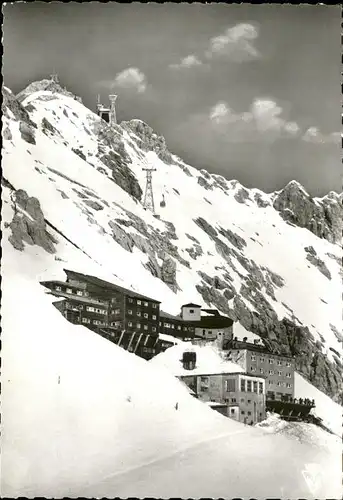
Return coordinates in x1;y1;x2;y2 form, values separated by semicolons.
142;166;156;213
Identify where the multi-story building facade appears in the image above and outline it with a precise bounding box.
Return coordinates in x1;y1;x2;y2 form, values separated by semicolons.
41;269;168;359
226;339;295;402
180;370;266;425
159;311;196;339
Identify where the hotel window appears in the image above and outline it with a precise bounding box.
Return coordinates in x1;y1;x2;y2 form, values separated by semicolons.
128;310;133;315
260;357;265;363
231;398;237;403
128;298;133;303
137;311;141;317
225;379;236;392
84;291;89;297
152;327;156;332
230;408;235;414
260;368;264;374
159;321;162;326
189;309;194;313
66;288;73;294
278;371;283;376
177;325;181;330
152;315;157;320
137;300;141;305
55;286;62;291
143;325;148;330
269;370;274;375
128;321;133;327
250;367;256;372
171;324;175;329
136;323;141;329
286;383;292;388
114;308;120;314
86;306;95;312
247;380;252;392
251;355;256;361
144;313;148;319
144;301;149;307
268;380;273;386
269;359;274;364
240;379;246;392
201;376;209;383
152;303;158;309
286;373;291;378
76;290;83;296
240;398;245;403
82;318;91;324
247;399;251;404
241;411;245;415
253;381;258;393
248;411;252;416
259;382;263;394
277;360;282;366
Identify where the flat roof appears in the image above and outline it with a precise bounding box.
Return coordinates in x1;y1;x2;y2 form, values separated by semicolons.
190;316;234;329
179;372;266;380
229;342;294;359
63;269;161;303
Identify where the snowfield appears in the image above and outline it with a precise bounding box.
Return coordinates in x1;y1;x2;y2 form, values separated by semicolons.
1;257;341;498
1;84;342;497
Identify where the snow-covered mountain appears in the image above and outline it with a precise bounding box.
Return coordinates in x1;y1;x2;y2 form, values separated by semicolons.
2;79;342;497
2;81;342;402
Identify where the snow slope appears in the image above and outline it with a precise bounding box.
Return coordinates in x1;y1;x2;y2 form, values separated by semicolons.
1;260;341;498
294;372;342;436
1;84;342;496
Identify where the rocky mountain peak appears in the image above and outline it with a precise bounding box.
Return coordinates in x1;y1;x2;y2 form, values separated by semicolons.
273;180;342;243
121;119;174;164
16;77;82;104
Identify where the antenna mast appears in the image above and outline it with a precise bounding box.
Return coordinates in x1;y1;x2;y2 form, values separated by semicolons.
142;165;157;212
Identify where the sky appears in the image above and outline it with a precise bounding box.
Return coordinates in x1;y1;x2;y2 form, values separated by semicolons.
3;3;341;196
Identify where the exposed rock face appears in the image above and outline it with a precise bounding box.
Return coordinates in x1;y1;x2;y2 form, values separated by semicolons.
161;255;178;292
19;121;36;145
7;189;57;253
96;123;143;202
273;181;343;243
234;187;250;204
2;87;37;145
121;119;174;164
304;246;331;280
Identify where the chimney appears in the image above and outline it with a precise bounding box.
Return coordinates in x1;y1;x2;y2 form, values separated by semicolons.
181;351;196;370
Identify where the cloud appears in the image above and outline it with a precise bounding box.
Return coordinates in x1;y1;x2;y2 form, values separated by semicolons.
113;67;147;93
205;23;260;62
209;98;299;140
302;128;341;144
169;54;202;70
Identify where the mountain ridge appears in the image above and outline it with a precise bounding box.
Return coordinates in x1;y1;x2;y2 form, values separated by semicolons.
2;81;342;403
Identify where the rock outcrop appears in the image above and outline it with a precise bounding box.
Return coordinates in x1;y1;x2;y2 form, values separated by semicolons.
121;119;174;165
6;189;57;253
273;181;342;243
